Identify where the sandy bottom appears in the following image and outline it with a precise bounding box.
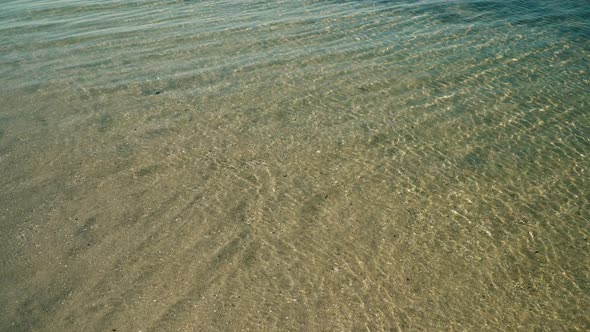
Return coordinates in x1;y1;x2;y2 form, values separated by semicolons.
0;81;588;331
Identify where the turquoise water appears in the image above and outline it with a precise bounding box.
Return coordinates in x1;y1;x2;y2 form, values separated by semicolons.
1;0;589;331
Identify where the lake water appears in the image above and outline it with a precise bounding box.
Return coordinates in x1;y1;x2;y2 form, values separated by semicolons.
0;0;588;330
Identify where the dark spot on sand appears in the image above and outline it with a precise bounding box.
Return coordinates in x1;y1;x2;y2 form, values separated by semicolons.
143;127;172;139
115;142;133;157
461;147;488;168
369;133;388;146
97;113;113;133
136;164;161;177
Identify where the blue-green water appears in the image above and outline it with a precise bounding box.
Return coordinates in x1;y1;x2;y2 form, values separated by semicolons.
1;1;588;331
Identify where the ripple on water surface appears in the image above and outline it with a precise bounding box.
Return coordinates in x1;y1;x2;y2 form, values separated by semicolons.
0;0;589;331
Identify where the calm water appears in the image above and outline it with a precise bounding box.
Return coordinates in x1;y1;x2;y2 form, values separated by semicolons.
1;0;589;331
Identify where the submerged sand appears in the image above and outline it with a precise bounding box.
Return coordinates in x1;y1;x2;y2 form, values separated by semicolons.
0;78;588;330
1;0;589;330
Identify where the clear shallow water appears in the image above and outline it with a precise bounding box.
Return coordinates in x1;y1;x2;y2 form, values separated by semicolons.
0;0;588;331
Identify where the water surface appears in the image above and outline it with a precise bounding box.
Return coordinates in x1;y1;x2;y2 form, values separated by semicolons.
1;0;589;330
